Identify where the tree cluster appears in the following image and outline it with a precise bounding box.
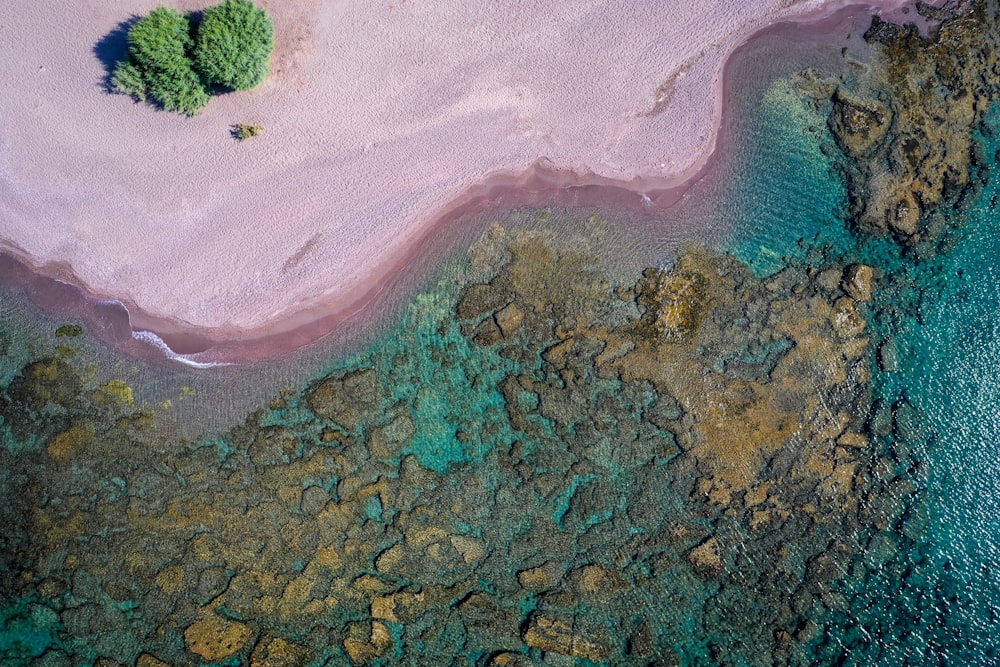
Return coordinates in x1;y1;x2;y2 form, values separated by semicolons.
111;0;274;116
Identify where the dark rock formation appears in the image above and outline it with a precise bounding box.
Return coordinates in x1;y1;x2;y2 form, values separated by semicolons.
829;89;892;157
832;0;999;252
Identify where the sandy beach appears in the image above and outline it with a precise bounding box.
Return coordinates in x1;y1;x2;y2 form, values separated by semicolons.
0;0;925;359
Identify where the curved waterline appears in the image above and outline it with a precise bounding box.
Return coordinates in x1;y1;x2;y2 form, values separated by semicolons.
0;1;922;366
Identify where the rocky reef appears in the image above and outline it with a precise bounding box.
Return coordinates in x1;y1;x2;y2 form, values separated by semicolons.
0;221;920;666
826;0;1000;256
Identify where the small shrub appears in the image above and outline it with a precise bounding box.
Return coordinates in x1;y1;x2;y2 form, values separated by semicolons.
232;123;264;140
194;0;274;91
111;61;147;101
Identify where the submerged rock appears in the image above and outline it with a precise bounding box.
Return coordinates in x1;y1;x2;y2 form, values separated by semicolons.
517;561;564;590
249;636;312;667
6;358;81;413
494;302;525;338
457;281;513;321
367;413;415;459
688;536;724;579
487;653;536;667
636;266;707;341
46;422;96;462
307;368;381;430
344;621;393;664
878;338;900;372
842;264;876;302
829;90;891;157
522;615;612;662
184;613;254;662
135;655;170;667
250;426;299;466
833;1;999;249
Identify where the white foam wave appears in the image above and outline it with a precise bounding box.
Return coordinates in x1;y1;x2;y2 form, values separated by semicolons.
131;330;232;368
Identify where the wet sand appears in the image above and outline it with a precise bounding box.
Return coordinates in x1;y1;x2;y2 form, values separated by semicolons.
0;0;929;363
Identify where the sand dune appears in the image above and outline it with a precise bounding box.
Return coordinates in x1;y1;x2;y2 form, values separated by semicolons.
1;0;920;347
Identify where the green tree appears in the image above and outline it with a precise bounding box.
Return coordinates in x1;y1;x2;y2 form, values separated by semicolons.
112;6;209;115
146;67;210;115
127;7;192;74
194;0;274;91
107;2;273;116
110;61;146;101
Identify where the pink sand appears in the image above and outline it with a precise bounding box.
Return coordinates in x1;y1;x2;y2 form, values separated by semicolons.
1;0;921;347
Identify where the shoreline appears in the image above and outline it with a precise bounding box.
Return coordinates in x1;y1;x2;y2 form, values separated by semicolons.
0;0;933;365
0;156;707;366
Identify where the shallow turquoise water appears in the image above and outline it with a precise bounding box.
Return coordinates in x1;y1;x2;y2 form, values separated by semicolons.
725;77;854;277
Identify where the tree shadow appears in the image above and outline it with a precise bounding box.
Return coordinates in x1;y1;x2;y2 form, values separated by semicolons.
187;10;206;36
92;17;139;93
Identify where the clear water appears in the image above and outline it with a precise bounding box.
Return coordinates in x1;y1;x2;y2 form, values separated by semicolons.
825;113;1000;665
719;77;1000;666
725;77;853;277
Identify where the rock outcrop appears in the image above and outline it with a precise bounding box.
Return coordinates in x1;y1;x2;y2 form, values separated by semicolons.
830;1;999;253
